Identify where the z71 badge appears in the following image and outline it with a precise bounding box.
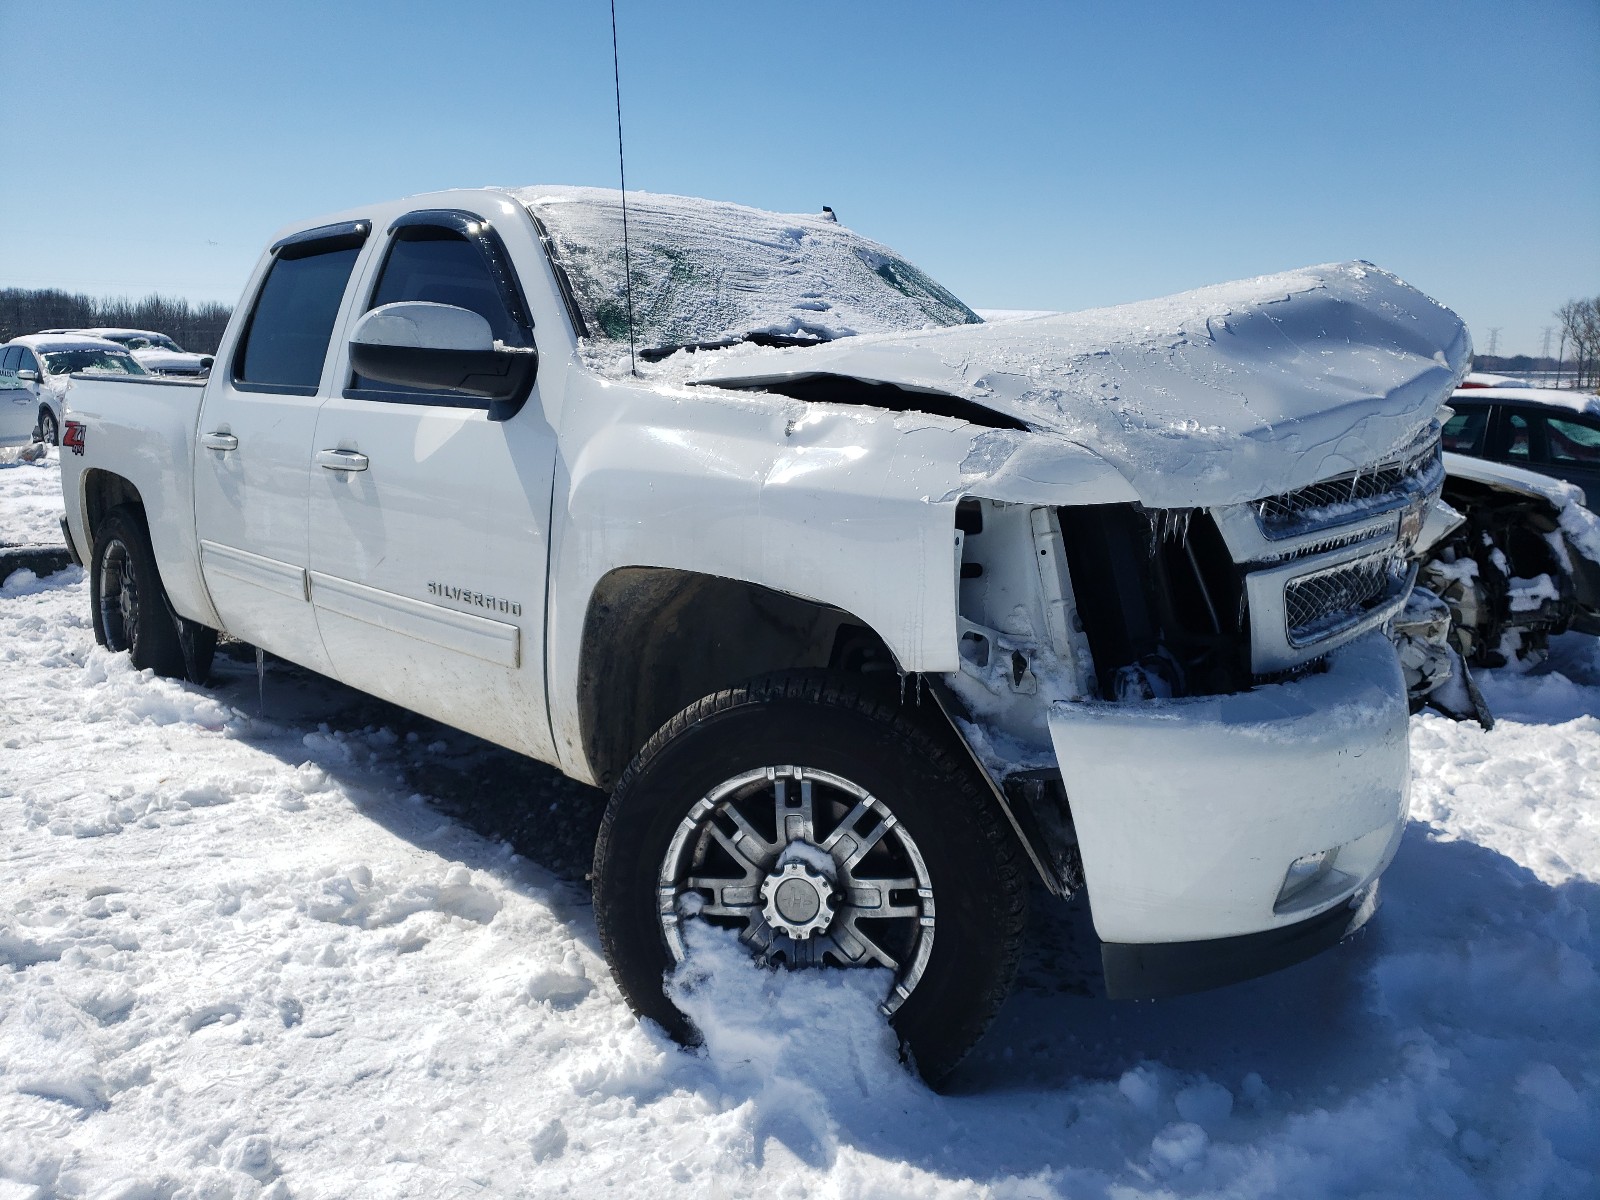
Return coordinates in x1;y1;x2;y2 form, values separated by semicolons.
62;421;87;456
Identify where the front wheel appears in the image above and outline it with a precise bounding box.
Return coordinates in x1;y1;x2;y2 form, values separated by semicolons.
592;673;1028;1086
36;407;58;446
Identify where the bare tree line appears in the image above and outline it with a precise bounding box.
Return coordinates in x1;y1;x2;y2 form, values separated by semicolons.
1556;296;1600;390
0;289;233;354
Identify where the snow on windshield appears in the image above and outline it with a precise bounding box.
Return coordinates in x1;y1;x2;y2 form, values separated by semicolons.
516;186;979;363
41;349;146;376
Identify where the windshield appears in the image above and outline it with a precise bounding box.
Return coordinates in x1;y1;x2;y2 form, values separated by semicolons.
42;349;148;376
518;187;980;356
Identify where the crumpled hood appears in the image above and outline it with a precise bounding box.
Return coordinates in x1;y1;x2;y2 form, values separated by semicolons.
689;261;1470;509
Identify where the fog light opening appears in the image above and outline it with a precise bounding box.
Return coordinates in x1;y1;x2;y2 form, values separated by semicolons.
1275;846;1340;911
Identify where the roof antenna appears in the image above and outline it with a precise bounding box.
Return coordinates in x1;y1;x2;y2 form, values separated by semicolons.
610;0;638;376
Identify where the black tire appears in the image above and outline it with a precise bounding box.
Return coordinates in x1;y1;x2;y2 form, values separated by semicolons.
177;619;218;685
90;506;186;678
593;672;1028;1087
37;407;58;447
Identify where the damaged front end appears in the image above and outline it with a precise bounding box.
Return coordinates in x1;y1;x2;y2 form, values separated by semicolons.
1426;463;1600;667
937;426;1445;995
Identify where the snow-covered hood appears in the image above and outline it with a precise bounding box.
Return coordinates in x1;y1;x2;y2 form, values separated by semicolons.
689;262;1470;509
131;347;211;374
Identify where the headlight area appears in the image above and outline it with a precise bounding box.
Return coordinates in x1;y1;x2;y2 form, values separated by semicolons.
936;499;1278;895
937;498;1270;779
935;497;1412;991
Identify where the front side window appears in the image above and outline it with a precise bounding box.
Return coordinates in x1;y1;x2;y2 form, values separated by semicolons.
349;220;531;402
234;240;363;394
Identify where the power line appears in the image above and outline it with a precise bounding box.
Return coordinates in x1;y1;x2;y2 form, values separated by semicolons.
1486;327;1502;356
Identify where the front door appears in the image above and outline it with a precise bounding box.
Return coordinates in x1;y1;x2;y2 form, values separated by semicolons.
192;223;370;673
0;347;34;444
307;210;561;761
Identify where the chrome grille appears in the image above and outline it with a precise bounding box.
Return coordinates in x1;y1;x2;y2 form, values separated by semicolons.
1256;435;1442;540
1284;553;1394;645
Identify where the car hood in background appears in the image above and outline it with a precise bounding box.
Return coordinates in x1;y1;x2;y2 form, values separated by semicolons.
132;349;211;373
688;261;1470;509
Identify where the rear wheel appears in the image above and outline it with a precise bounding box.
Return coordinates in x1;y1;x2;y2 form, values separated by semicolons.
592;672;1028;1087
90;506;185;678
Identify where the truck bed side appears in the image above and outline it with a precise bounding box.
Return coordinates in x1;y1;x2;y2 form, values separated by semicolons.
60;374;219;629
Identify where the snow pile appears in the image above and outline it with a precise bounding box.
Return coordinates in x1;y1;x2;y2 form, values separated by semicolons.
517;186;979;358
0;445;63;546
3;457;1598;1197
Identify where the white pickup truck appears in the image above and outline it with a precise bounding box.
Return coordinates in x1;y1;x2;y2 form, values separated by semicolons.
59;186;1468;1083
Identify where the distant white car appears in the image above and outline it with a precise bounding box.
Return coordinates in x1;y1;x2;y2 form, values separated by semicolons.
0;334;148;445
44;327;213;377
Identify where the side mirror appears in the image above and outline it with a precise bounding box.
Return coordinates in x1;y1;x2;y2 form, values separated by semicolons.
349;301;536;420
17;369;38;384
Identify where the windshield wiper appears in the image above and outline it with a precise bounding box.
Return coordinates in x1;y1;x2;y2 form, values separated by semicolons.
638;330;830;363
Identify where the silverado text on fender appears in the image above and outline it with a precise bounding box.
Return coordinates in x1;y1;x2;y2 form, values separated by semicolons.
59;187;1470;1084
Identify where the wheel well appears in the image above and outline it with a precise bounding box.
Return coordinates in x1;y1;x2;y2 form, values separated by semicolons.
577;568;897;789
81;470;146;545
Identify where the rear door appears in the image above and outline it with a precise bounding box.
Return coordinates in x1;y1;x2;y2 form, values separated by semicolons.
306;208;562;761
192;222;370;672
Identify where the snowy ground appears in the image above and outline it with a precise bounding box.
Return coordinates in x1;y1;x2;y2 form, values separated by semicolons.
0;446;65;548
2;452;1596;1199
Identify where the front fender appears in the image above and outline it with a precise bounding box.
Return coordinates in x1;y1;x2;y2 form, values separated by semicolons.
543;373;1133;779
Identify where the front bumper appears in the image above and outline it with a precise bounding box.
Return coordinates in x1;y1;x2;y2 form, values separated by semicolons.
1048;630;1409;946
1101;881;1380;999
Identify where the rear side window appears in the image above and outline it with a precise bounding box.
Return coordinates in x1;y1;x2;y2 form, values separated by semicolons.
1506;411;1533;460
1442;407;1488;455
234;236;363;395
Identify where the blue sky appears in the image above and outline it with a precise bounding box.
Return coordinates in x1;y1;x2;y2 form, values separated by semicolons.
2;0;1595;357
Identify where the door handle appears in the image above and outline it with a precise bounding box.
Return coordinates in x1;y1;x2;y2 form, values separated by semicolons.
200;432;238;451
316;449;369;472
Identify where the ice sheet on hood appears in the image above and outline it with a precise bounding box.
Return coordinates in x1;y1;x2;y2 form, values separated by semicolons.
688;262;1471;509
515;186;979;357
